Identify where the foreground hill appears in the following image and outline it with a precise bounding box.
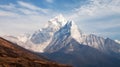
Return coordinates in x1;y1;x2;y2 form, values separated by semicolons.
0;37;71;67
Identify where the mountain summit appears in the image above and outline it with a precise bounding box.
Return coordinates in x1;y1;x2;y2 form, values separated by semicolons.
3;14;120;53
3;14;82;52
30;14;68;44
30;14;82;45
2;14;120;67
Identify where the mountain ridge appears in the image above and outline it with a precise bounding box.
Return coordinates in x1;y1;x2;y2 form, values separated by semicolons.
2;14;120;67
0;37;72;67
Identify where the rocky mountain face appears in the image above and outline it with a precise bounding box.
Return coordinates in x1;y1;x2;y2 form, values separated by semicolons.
42;15;120;54
2;14;120;67
44;21;72;53
0;37;71;67
43;20;120;67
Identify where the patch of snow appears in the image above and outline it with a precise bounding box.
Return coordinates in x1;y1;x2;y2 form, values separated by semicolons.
115;40;120;44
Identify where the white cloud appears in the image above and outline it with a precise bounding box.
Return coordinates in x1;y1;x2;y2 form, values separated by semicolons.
69;0;120;18
17;1;50;14
0;10;19;17
0;1;56;36
18;1;40;10
67;0;120;29
45;0;54;3
0;3;15;10
0;13;50;36
65;0;120;39
18;8;39;15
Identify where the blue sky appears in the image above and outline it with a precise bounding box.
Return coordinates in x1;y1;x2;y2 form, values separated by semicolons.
0;0;120;40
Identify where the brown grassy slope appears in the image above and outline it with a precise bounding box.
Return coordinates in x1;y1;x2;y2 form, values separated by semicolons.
0;37;72;67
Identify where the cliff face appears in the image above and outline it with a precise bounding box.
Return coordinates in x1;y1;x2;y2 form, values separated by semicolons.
0;37;71;67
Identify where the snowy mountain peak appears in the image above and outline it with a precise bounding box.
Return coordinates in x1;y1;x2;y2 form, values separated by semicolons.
45;14;67;30
50;14;66;23
115;40;120;44
2;14;120;55
54;21;72;39
44;21;73;53
64;21;72;28
70;21;83;43
17;34;29;43
31;14;82;46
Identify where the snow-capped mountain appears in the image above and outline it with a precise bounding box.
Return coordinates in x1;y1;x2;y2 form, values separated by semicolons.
2;14;67;52
115;40;120;44
30;14;67;44
29;14;85;52
43;16;120;54
3;35;18;43
25;14;82;52
30;14;82;45
2;14;82;52
2;14;120;53
81;34;105;51
43;16;120;67
2;14;120;67
81;34;120;54
44;21;72;53
2;34;32;50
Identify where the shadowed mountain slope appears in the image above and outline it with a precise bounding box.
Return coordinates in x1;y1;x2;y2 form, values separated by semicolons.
0;37;71;67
